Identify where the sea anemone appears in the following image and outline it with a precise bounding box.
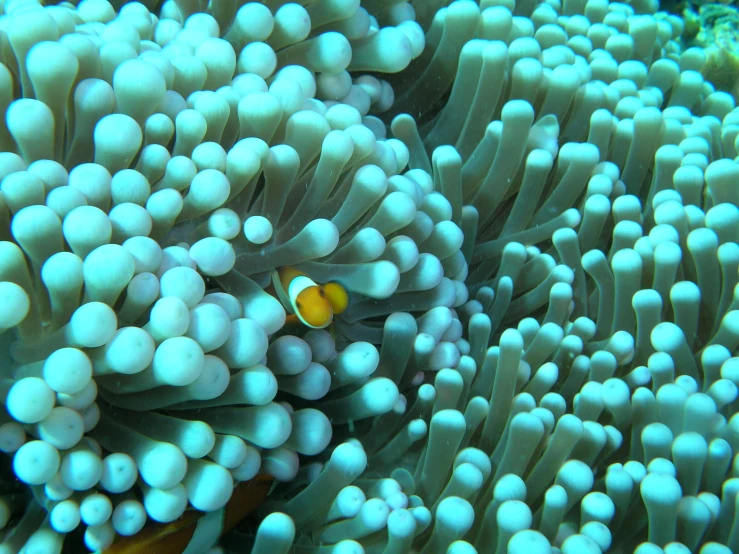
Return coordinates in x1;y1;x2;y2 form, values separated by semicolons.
0;0;738;553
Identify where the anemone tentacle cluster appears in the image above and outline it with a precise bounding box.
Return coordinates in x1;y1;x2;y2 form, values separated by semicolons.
0;0;738;553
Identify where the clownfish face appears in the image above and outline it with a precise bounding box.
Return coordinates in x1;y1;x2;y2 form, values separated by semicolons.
272;267;350;329
294;285;334;328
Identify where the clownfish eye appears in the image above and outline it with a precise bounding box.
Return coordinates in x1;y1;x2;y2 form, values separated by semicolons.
319;289;326;297
296;301;302;310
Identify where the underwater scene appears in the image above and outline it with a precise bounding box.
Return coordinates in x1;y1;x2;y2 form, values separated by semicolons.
0;0;739;552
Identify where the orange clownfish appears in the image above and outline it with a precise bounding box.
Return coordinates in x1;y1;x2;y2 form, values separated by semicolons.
271;267;349;329
103;474;273;554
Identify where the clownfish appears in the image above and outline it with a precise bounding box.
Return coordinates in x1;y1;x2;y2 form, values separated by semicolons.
103;474;273;553
271;266;349;329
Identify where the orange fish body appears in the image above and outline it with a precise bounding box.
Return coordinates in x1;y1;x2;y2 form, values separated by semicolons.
271;267;348;329
103;475;273;554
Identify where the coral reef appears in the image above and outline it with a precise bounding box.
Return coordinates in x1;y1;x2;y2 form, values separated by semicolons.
0;0;738;553
679;2;739;102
